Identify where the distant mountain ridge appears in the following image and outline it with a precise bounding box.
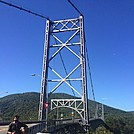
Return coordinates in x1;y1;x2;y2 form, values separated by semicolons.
0;92;134;133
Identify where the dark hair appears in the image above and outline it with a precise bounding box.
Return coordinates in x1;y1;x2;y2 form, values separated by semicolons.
14;115;19;119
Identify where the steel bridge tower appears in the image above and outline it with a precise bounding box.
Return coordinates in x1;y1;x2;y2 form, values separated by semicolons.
38;16;89;125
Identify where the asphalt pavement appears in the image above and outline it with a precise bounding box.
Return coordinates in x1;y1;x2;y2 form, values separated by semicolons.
0;125;8;134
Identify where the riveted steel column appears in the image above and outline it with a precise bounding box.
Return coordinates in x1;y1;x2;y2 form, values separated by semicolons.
79;16;89;125
38;19;50;122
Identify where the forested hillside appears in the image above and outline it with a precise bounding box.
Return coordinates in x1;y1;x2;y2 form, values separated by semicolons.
0;92;134;133
0;92;40;121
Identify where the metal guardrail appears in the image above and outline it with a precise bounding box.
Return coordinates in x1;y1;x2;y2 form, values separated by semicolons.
28;123;46;134
0;120;46;125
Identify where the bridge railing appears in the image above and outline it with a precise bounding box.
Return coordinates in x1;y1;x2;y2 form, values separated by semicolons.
28;122;46;134
47;118;81;132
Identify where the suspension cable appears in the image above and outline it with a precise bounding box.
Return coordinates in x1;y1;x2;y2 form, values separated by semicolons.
67;0;83;16
0;0;48;19
68;0;96;118
86;46;96;102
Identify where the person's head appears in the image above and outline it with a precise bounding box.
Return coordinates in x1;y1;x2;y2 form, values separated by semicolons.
13;115;19;122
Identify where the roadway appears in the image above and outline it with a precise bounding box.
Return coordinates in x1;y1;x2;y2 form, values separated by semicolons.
0;125;8;134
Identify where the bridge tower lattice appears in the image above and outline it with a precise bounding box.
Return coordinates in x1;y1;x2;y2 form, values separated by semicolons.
38;16;89;125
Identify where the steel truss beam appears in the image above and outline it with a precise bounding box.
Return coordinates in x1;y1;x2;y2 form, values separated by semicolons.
51;99;84;117
38;16;89;125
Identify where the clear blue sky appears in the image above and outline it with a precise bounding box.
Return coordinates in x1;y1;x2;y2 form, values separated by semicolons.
0;0;134;111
